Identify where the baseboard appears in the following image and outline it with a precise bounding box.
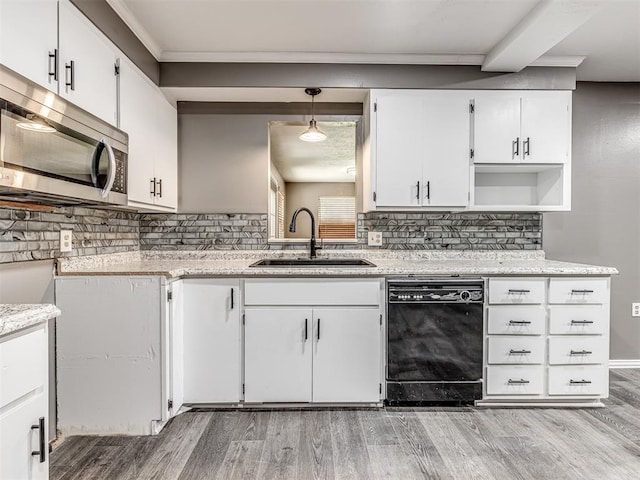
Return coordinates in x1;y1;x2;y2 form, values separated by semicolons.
609;359;640;369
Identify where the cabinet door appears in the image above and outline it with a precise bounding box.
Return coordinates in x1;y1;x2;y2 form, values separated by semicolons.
244;308;313;403
182;279;241;403
58;0;118;125
521;93;571;164
0;392;48;480
119;58;157;206
312;308;381;403
473;94;521;163
0;0;58;91
374;94;424;206
422;94;470;207
152;94;178;209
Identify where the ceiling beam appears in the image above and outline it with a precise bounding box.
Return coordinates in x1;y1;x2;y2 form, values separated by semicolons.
482;0;603;73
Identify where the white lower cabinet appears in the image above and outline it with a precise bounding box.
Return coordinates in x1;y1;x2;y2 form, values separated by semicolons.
55;276;182;435
483;276;610;405
182;279;241;403
0;326;49;480
244;308;313;403
244;278;383;404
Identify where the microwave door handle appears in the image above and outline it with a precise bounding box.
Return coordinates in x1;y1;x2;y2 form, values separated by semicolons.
100;140;116;198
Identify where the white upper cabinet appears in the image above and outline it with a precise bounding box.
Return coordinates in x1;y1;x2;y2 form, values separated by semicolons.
119;58;178;211
372;90;471;209
473;91;571;164
0;0;58;92
473;94;521;164
520;93;572;164
58;0;118;125
375;93;425;207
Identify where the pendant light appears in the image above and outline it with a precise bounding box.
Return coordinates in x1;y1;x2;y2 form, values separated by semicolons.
299;88;327;142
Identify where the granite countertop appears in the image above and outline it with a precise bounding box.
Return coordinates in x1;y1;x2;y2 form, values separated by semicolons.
0;304;61;338
56;250;619;278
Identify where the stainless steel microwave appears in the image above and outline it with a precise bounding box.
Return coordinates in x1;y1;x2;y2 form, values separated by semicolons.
0;65;128;207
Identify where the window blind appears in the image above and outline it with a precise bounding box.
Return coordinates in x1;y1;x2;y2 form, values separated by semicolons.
318;196;356;239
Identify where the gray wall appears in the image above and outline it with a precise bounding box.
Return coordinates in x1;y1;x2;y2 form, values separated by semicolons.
285;182;356;239
543;82;640;360
178;113;357;213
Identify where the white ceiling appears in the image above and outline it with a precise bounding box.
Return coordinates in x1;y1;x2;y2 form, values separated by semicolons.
110;0;639;105
270;122;356;183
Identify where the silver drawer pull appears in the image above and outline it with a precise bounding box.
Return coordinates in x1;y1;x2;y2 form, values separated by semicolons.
508;379;530;385
571;320;594;325
570;350;593;356
569;379;592;385
509;349;532;354
509;320;532;325
508;289;530;294
571;289;594;294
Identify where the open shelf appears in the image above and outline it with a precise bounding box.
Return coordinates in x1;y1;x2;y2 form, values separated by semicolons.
471;164;569;211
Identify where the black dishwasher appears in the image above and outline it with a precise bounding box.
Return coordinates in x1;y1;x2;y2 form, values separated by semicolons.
386;278;484;405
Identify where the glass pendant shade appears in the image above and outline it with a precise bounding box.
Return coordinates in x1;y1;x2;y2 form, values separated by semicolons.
300;119;327;142
300;87;327;142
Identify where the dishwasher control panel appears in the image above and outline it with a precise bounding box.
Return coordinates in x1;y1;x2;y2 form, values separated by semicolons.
388;279;484;303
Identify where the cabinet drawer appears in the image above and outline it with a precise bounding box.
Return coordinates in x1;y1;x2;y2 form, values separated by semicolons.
0;328;46;408
548;337;605;365
548;366;604;396
548;278;609;305
486;366;543;395
487;306;545;335
488;278;545;305
487;336;545;364
244;279;382;306
548;306;607;335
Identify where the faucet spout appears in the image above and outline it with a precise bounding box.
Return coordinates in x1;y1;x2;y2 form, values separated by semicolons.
289;207;317;258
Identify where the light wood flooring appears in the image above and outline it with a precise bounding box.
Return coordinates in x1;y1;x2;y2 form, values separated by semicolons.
51;369;640;480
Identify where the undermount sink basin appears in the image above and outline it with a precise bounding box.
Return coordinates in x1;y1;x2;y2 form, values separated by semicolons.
249;258;376;267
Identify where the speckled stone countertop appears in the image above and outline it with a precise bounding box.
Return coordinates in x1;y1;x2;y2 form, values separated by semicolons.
55;250;618;278
0;304;60;338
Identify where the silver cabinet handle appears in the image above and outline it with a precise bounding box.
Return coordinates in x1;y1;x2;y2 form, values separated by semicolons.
31;417;46;463
570;350;592;355
523;137;530;156
569;379;592;385
317;318;321;341
415;181;420;201
157;178;163;198
509;349;532;354
65;60;75;91
508;289;530;294
48;49;58;80
508;379;529;385
571;320;594;325
425;180;430;200
150;177;157;196
571;289;594;294
508;320;532;325
304;318;308;342
230;288;234;309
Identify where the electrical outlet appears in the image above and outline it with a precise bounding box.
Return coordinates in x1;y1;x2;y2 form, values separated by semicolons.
60;230;73;253
368;231;382;247
633;303;640;318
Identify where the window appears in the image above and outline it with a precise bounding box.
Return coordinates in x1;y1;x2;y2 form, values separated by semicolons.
318;196;356;239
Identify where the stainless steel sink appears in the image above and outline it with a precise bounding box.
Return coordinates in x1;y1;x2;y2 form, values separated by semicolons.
249;258;376;267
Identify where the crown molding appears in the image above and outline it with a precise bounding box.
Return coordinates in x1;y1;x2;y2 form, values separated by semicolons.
106;0;162;60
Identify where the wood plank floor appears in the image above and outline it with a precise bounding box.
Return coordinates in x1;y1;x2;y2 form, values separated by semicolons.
51;369;640;480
